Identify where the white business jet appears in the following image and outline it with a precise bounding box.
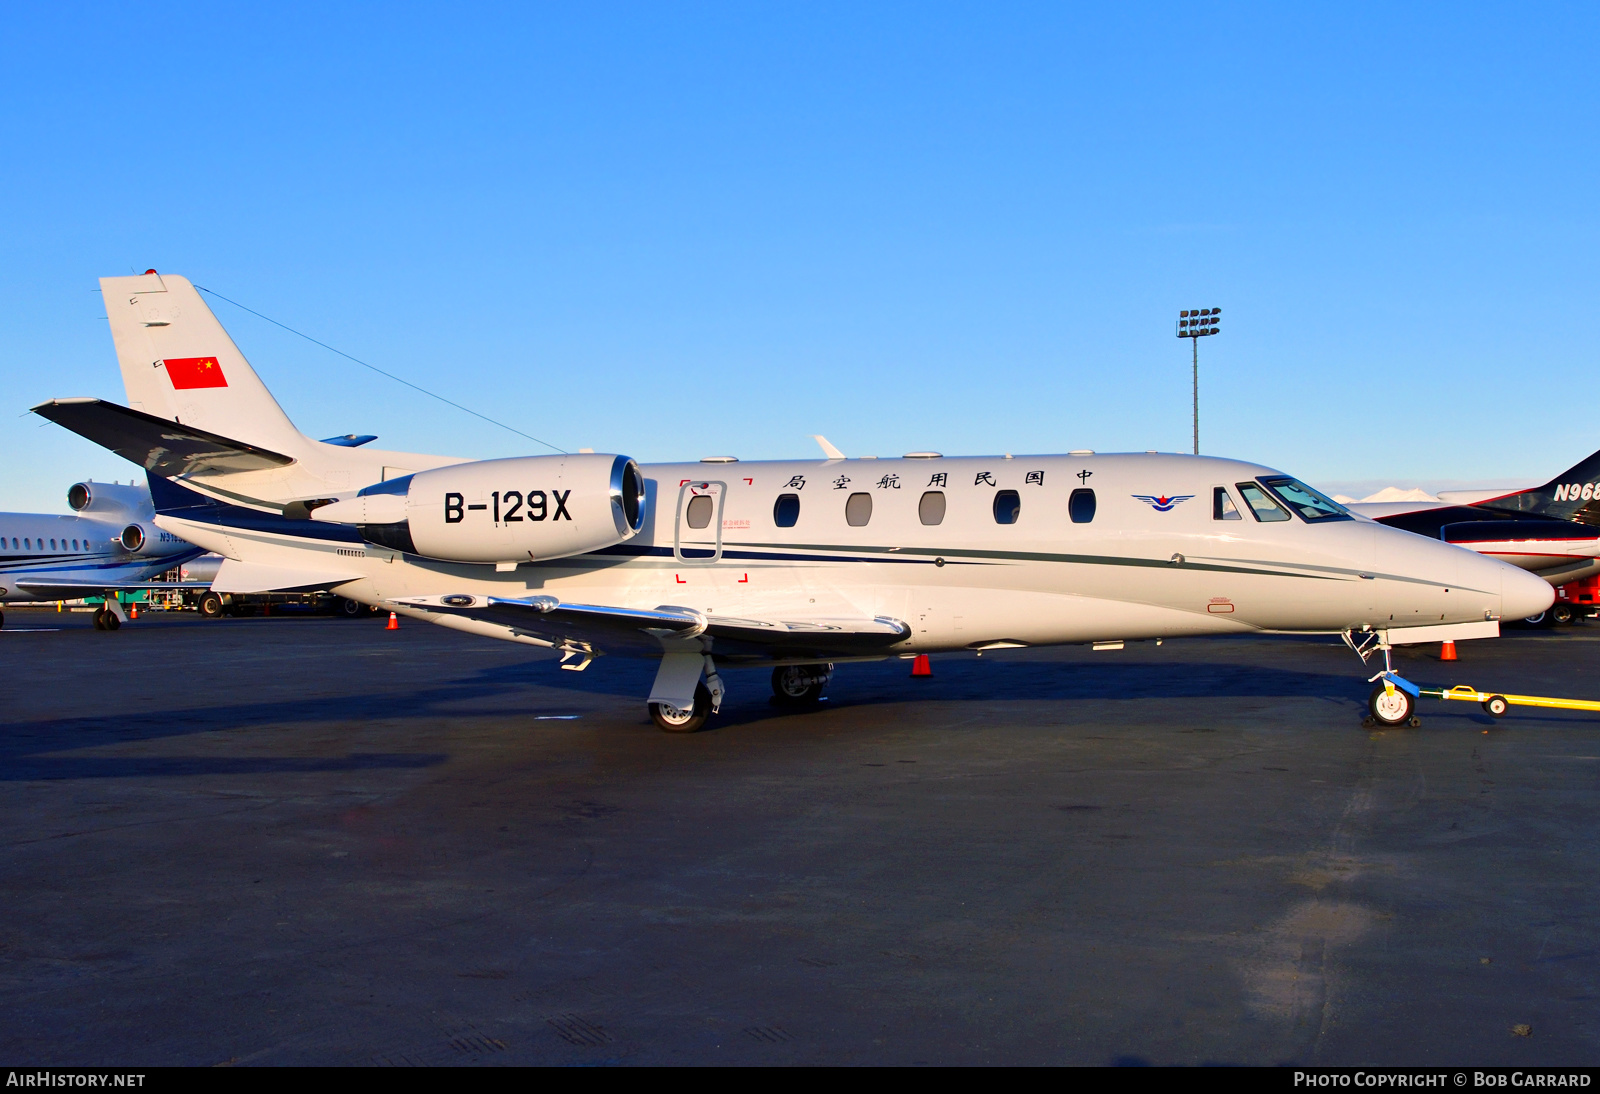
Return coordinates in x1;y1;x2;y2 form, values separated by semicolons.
0;479;202;629
33;272;1552;728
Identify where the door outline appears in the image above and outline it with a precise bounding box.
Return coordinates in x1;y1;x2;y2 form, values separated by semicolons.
674;480;727;564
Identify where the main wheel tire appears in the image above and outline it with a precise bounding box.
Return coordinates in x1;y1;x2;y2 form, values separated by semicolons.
102;610;121;631
197;592;224;619
92;610;106;631
1524;610;1549;627
1483;695;1509;717
1553;604;1576;625
0;607;5;629
337;597;366;619
1368;683;1415;727
771;664;829;706
649;682;712;733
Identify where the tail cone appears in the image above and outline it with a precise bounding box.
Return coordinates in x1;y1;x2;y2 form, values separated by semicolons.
386;611;399;630
1441;640;1457;662
911;654;931;677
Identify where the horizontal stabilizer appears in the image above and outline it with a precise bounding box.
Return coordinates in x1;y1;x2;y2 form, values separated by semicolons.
31;398;295;477
396;593;911;659
210;559;361;594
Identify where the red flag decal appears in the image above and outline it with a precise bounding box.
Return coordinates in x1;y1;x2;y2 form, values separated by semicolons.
164;357;228;390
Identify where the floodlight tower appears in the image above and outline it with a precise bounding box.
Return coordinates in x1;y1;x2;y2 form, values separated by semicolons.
1176;307;1221;455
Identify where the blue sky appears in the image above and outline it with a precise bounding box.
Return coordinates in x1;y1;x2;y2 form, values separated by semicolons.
2;3;1597;512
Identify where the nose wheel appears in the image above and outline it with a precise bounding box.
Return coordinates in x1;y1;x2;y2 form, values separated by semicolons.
1366;682;1418;727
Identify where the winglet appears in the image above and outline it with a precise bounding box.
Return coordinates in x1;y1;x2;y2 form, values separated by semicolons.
812;435;845;459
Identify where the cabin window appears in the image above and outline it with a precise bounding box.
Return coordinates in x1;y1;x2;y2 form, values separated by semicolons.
50;539;57;550
918;491;946;526
685;494;714;530
1069;488;1096;524
993;490;1021;524
845;492;873;527
773;493;801;528
1213;487;1242;520
1259;477;1352;523
1238;482;1291;522
24;539;30;549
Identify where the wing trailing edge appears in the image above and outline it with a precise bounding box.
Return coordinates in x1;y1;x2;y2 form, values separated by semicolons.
395;593;911;660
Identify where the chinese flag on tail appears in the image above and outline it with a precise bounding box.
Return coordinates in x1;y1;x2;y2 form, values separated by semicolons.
164;357;228;390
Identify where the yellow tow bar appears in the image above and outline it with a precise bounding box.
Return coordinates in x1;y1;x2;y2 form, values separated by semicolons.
1418;685;1600;717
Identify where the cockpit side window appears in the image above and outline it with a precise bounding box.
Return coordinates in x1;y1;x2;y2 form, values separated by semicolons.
1213;486;1242;521
1237;482;1291;522
1258;477;1353;523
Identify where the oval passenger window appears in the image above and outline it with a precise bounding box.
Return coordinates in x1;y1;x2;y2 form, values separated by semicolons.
918;491;946;526
993;490;1020;524
773;493;800;528
845;492;873;527
685;494;714;529
1069;488;1096;524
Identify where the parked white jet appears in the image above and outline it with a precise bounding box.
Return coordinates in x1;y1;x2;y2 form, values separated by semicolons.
0;479;202;628
34;272;1553;728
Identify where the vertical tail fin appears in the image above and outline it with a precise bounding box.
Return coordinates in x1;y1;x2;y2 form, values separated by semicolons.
100;272;310;458
1481;447;1600;525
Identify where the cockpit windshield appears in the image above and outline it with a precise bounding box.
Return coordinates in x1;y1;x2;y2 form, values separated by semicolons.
1259;477;1352;523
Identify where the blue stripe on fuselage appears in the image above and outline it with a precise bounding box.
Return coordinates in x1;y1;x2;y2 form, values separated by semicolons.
151;475;362;544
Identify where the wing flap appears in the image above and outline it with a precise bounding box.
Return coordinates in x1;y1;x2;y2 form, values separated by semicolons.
31;398;295;476
210;559;362;594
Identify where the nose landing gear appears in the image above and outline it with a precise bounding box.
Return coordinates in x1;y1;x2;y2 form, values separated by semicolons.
1345;629;1422;727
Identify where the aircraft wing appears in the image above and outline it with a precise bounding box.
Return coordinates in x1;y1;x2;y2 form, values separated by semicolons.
394;593;912;660
31;398;294;476
12;579;212;599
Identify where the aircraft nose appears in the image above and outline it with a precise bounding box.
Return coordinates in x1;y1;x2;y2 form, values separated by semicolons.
1501;563;1555;622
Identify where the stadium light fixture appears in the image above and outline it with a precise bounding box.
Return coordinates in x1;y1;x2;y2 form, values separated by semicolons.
1176;307;1222;455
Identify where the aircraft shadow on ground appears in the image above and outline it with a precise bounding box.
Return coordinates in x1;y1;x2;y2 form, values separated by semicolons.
7;654;1572;780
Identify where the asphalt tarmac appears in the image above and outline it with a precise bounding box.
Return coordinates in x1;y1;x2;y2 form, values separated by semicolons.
3;607;1599;1066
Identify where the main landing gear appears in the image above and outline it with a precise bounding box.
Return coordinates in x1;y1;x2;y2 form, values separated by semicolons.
649;682;714;733
92;606;122;631
771;663;832;707
647;648;726;733
643;653;837;732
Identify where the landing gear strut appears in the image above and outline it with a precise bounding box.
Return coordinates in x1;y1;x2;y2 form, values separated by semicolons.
771;663;832;706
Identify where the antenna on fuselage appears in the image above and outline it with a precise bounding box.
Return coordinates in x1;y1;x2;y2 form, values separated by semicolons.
812;435;846;459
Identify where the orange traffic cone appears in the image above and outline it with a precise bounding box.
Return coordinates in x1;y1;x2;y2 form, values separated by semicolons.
911;654;932;677
1440;640;1457;661
129;602;138;620
386;611;399;630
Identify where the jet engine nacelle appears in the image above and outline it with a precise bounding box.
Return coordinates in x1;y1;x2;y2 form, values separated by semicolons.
313;453;646;564
67;480;150;518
